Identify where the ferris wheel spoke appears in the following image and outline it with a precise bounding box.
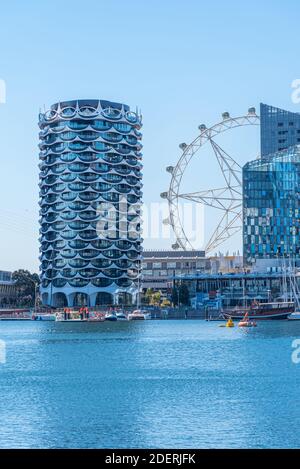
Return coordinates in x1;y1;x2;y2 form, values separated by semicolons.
209;138;242;188
178;187;242;211
205;211;242;253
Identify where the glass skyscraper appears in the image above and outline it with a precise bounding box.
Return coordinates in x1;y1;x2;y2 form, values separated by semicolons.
243;145;300;265
260;103;300;157
39;99;143;307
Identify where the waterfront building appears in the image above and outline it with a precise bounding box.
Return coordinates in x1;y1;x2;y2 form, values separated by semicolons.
141;249;207;295
260;103;300;157
0;271;17;307
141;250;245;295
39;99;143;307
243;145;300;265
175;271;300;308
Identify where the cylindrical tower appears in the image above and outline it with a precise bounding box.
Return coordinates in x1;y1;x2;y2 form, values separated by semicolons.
38;99;143;307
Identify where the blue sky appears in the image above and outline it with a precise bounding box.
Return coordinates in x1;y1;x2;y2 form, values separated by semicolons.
1;0;300;272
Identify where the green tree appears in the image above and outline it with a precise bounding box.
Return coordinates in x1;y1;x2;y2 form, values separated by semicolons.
151;291;161;306
12;270;40;306
179;284;190;306
171;287;179;306
171;284;190;306
145;288;154;305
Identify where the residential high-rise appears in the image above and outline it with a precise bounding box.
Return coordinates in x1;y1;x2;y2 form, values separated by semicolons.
260;103;300;157
39;99;143;307
243;145;300;264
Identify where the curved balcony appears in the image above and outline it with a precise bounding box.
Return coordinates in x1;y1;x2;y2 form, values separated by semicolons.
68;278;89;288
68;239;89;250
52;278;68;288
116;278;133;287
91;278;113;287
90;239;113;249
79;249;100;259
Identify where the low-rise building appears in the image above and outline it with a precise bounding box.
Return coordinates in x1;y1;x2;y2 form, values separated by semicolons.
0;271;17;307
175;271;298;308
141;250;208;294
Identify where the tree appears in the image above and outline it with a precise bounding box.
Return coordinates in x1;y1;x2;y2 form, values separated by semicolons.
151;292;161;306
179;284;190;306
12;270;40;306
145;288;154;305
171;287;179;306
171;284;190;306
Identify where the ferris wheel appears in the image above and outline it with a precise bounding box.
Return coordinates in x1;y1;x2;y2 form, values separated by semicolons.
160;108;260;253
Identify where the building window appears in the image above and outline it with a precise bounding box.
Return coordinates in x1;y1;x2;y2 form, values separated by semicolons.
159;270;168;276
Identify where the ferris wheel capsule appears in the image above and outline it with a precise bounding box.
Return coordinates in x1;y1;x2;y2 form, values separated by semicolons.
248;107;256;115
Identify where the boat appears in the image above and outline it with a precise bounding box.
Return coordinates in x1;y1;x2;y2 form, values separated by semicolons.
288;311;300;320
116;311;128;320
32;313;56;321
224;301;294;320
128;309;151;321
55;309;87;322
0;308;32;320
238;312;257;327
88;312;106;322
55;316;86;322
105;312;118;321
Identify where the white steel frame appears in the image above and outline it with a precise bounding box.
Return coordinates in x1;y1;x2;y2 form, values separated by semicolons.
162;111;260;253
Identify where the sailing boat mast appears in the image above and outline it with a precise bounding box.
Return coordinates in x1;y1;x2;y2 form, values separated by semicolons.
137;258;141;309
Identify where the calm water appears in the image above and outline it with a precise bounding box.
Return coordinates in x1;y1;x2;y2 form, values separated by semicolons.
0;319;300;448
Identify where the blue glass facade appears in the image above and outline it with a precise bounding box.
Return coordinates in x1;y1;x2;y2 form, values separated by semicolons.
260;103;300;157
39;99;143;307
243;145;300;264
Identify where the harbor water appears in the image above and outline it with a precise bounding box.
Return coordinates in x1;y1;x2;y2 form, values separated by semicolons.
0;320;300;448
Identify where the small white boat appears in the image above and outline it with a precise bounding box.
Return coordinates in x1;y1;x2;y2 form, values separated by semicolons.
116;312;128;320
33;314;56;321
56;317;86;322
128;309;151;320
105;312;118;321
288;311;300;320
